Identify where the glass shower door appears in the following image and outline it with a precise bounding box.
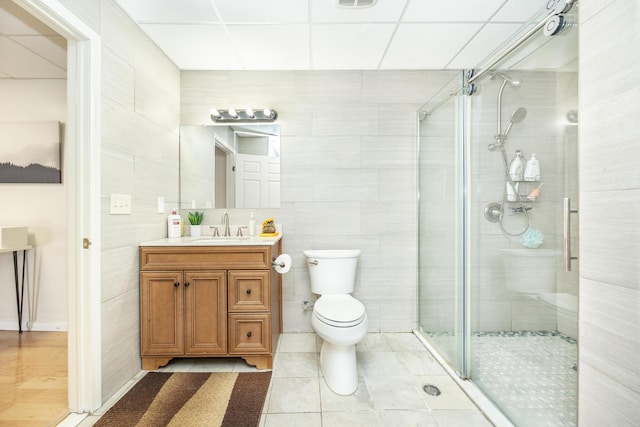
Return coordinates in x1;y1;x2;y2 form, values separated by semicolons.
417;73;466;375
466;33;579;424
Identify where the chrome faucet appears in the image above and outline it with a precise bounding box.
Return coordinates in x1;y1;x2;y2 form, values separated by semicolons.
222;212;231;237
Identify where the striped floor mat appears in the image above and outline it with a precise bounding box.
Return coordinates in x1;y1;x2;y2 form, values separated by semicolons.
94;371;272;427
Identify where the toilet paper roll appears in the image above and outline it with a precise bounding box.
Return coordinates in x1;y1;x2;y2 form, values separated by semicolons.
273;254;292;274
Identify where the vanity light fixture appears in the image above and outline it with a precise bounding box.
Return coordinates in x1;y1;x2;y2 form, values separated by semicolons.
209;108;278;123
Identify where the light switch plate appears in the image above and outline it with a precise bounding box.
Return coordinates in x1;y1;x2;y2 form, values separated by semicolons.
110;193;131;215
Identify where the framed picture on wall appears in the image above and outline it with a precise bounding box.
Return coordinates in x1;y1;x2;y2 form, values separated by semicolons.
0;121;62;184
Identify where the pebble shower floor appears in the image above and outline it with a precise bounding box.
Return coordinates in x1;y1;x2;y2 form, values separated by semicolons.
471;331;577;427
425;330;577;426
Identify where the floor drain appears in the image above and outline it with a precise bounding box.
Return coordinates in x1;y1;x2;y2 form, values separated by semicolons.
422;384;441;396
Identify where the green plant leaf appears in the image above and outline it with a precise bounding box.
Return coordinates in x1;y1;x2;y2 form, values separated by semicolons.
188;211;203;225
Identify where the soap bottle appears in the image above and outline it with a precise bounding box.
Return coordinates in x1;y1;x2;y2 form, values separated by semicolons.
248;212;255;236
524;153;540;181
508;150;524;181
167;208;181;238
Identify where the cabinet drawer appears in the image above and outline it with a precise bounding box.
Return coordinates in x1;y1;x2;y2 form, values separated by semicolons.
228;270;270;312
140;246;272;270
228;314;270;354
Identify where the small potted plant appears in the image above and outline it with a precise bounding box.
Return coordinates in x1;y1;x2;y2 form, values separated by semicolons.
188;211;204;237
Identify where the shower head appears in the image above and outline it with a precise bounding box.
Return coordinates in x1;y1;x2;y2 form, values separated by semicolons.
491;72;522;88
503;107;528;137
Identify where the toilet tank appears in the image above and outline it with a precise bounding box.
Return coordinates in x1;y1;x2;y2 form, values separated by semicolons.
304;249;361;294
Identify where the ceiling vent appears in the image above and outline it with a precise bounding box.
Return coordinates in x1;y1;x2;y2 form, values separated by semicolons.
336;0;377;9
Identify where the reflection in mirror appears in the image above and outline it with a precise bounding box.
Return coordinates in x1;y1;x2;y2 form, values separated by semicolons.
180;124;280;209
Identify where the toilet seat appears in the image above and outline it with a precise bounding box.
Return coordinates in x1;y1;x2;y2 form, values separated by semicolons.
314;295;366;328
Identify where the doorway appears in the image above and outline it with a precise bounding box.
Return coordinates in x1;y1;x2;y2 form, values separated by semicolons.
11;0;102;416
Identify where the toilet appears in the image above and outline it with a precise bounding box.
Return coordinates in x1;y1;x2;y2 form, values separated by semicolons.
304;249;368;395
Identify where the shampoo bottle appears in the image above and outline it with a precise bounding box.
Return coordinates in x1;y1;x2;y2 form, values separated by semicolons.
524;153;540;181
248;212;255;236
508;150;525;181
168;209;181;238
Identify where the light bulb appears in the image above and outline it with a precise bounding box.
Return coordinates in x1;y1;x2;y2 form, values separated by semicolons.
210;108;221;118
228;108;238;118
263;108;272;118
245;108;255;118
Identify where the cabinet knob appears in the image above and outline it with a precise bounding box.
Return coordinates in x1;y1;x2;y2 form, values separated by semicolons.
246;331;252;338
174;282;179;287
185;282;190;287
246;289;252;295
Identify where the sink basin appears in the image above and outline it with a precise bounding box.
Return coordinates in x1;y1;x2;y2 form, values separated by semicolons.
191;236;250;244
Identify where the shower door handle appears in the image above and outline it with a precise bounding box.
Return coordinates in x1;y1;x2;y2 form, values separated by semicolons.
563;197;578;271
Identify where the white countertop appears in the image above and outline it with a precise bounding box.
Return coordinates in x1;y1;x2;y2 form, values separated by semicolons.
140;235;282;247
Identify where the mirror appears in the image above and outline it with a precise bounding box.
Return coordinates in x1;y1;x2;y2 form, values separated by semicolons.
180;124;281;209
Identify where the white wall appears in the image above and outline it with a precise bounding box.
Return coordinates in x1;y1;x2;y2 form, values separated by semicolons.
578;0;640;425
0;79;67;331
181;70;455;333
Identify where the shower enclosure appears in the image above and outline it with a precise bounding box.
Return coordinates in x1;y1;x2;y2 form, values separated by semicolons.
418;3;579;426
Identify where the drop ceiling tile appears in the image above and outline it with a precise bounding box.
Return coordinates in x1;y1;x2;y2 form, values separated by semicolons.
312;23;395;69
140;24;241;70
403;0;505;22
212;0;308;23
10;35;67;70
311;0;407;22
114;0;219;23
447;23;523;69
227;25;310;69
491;0;549;22
382;23;482;69
0;36;65;78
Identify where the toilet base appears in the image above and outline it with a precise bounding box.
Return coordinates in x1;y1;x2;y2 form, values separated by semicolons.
319;340;358;395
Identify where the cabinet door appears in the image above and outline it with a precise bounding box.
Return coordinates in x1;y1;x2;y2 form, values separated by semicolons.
228;270;270;312
184;271;227;355
140;271;184;356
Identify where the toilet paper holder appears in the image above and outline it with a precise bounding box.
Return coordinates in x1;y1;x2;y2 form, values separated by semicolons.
271;254;292;274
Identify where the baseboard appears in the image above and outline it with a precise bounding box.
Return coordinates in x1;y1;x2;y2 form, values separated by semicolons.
0;320;68;331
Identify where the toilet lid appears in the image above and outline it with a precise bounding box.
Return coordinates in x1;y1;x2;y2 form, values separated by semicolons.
314;295;366;327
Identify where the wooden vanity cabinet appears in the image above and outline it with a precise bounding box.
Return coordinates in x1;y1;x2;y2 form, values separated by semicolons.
139;243;281;370
140;270;227;361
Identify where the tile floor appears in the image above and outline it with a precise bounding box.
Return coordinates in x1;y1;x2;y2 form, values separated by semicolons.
75;333;493;427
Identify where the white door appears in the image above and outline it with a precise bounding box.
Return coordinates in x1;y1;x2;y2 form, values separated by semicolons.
235;153;280;208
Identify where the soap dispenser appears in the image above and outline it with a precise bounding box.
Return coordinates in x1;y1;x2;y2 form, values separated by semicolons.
524;153;540;181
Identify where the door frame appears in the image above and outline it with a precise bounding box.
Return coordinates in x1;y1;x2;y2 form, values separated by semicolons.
14;0;102;412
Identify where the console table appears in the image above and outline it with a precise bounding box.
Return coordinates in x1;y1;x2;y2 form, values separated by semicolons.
1;245;32;333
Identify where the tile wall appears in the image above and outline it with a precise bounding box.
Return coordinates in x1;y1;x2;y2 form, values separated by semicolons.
578;0;640;424
180;70;456;334
98;0;181;401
